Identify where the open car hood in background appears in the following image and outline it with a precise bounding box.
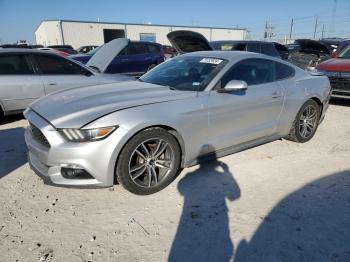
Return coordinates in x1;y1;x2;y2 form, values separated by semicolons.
86;38;129;73
167;30;213;54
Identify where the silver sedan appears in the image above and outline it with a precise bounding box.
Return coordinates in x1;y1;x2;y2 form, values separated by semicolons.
24;50;331;195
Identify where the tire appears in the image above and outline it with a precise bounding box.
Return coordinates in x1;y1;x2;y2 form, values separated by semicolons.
116;128;181;195
286;99;320;143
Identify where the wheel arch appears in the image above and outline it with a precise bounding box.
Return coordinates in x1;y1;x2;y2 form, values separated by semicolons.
113;124;186;184
310;97;323;119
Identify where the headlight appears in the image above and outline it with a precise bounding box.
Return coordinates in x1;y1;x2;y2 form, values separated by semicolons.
58;127;117;142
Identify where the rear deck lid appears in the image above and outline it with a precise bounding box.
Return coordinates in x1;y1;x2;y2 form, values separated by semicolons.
167;30;213;54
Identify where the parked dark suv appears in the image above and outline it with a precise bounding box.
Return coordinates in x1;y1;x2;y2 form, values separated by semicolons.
210;40;284;59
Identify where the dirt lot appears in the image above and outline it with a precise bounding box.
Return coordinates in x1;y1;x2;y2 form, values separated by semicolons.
0;98;349;262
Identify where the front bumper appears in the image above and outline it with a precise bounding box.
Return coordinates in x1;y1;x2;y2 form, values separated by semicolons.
24;110;129;187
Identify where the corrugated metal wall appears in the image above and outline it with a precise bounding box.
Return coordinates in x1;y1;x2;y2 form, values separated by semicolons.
35;20;246;48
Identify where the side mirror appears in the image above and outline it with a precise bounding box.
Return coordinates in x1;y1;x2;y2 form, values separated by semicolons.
219;80;247;93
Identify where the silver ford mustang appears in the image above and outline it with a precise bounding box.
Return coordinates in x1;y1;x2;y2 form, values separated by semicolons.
24;31;331;195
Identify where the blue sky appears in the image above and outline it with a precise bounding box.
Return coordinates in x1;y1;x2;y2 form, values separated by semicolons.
0;0;349;44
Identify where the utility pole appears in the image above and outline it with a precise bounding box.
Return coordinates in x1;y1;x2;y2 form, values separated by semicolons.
289;18;294;42
321;24;325;39
264;21;275;40
313;16;318;39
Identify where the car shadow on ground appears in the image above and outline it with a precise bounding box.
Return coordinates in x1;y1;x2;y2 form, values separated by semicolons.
0;127;27;178
330;97;350;107
0;114;25;125
169;153;241;262
234;170;350;261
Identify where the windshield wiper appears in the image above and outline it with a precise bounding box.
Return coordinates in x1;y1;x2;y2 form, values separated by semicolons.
152;82;177;90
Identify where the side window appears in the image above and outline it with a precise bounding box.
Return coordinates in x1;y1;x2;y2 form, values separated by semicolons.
146;44;160;54
0;54;34;75
127;43;147;55
247;43;261;53
261;44;278;57
231;43;247;51
220;43;234;51
221;58;275;87
35;54;84;75
275;62;295;80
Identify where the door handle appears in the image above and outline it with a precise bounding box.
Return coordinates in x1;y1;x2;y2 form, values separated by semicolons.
272;92;281;98
48;82;57;86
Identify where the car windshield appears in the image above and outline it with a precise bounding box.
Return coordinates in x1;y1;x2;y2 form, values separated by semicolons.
140;56;227;91
339;46;350;58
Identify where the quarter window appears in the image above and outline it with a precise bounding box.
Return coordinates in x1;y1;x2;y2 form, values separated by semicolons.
221;58;275;87
275;62;295;80
0;54;34;75
34;54;85;75
261;44;278;57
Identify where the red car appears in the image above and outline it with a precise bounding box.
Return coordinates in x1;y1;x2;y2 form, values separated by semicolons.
316;44;350;97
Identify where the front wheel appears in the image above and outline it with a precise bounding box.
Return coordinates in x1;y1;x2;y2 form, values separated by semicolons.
286;99;320;143
116;128;181;195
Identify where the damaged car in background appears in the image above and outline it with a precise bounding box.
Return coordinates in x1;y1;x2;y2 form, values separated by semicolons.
0;48;133;118
286;39;331;70
316;43;350;98
24;30;331;195
70;40;165;76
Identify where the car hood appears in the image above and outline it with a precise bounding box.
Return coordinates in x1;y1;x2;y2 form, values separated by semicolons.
317;58;350;72
86;38;129;73
29;81;197;128
167;30;213;54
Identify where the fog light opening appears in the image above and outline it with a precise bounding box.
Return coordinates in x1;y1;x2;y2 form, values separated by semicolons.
61;167;94;179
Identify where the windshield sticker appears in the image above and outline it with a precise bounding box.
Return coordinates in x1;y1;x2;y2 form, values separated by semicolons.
192;82;200;86
200;58;223;64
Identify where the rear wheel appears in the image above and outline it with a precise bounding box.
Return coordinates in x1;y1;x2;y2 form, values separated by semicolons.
286;99;320;143
116;128;181;195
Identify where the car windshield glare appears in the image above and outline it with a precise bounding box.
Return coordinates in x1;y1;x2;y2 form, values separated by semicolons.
140;56;227;91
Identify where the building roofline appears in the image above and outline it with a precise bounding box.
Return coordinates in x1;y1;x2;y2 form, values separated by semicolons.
35;19;246;32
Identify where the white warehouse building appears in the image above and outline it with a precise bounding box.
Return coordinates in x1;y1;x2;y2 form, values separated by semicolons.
35;20;247;48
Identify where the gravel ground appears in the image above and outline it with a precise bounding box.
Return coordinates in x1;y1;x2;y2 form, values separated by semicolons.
0;98;349;262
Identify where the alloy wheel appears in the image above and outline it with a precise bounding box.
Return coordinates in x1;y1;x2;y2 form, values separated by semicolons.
128;138;174;188
299;105;318;139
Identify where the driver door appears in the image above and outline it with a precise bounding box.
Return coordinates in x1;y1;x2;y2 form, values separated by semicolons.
206;58;284;152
